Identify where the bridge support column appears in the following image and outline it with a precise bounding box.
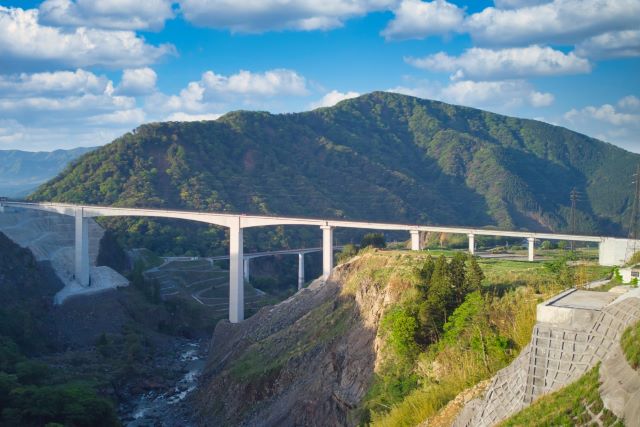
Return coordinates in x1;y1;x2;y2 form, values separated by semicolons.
528;237;535;262
321;225;334;281
410;230;421;251
74;208;90;287
229;224;244;323
243;258;250;282
468;233;475;255
298;252;305;290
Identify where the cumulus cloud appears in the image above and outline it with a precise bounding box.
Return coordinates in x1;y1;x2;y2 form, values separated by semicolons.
389;78;554;113
0;6;175;71
381;0;464;40
0;69;110;96
179;0;394;32
465;0;640;46
201;69;309;96
87;108;146;125
406;45;591;80
560;96;640;152
145;68;310;118
39;0;175;31
309;90;360;109
576;30;640;59
492;0;551;9
116;68;158;96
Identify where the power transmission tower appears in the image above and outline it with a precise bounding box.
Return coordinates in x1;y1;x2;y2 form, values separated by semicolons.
569;187;581;251
626;164;640;260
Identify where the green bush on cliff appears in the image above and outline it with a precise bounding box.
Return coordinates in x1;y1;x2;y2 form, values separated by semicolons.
621;320;640;370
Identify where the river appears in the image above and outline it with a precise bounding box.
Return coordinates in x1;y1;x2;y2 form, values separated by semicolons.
120;339;207;426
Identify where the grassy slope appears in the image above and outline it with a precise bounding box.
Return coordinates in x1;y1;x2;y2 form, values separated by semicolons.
367;251;610;427
621;320;640;370
499;365;622;427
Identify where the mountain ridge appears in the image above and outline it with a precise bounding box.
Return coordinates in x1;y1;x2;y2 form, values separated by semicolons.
29;91;638;254
0;146;96;197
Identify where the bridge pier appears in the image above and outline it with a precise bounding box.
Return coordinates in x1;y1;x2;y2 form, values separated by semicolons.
243;258;250;282
321;225;334;281
298;252;305;290
468;233;475;255
229;224;244;323
74;208;90;287
410;230;421;250
528;237;535;262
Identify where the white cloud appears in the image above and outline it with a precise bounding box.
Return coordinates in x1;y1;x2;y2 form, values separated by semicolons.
145;69;310;118
440;79;554;109
309;90;360;108
201;69;309;96
0;6;175;70
560;96;640;152
389;78;554;112
0;69;110;96
165;112;222;121
576;30;640;59
492;0;551;9
116;68;158;96
178;0;395;32
87;108;146;125
465;0;640;46
406;45;591;80
382;0;464;40
39;0;175;31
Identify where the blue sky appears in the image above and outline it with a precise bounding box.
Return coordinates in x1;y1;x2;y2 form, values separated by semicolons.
0;0;638;152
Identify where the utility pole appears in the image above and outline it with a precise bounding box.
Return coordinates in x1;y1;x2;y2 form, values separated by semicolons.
626;164;640;260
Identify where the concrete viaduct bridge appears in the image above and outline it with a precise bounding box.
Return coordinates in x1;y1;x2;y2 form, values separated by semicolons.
0;201;626;323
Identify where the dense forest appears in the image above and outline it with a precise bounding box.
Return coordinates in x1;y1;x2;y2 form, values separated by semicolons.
30;91;639;256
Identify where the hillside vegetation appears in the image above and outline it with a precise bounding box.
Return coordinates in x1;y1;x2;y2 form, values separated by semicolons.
30;92;638;258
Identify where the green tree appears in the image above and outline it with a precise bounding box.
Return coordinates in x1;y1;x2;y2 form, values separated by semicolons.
466;255;485;292
361;233;386;249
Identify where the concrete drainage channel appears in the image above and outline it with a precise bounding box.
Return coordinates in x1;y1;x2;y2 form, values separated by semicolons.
454;286;640;427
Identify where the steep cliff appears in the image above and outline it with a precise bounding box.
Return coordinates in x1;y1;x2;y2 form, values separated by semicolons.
194;252;417;426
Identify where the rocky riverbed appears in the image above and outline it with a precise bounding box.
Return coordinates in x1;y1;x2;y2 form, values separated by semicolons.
120;339;208;427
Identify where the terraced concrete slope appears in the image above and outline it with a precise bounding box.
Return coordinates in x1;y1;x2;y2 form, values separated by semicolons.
0;207;128;303
454;288;640;426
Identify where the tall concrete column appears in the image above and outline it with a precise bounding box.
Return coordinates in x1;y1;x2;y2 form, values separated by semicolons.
410;230;421;251
229;224;244;323
298;252;305;290
528;237;535;262
243;258;250;282
321;225;334;281
468;233;475;255
74;208;90;287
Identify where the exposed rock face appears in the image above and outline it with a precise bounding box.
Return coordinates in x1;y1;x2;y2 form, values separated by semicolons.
195;257;403;426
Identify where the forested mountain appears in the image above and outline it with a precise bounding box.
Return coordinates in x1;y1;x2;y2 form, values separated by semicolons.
0;147;95;197
30;92;638;255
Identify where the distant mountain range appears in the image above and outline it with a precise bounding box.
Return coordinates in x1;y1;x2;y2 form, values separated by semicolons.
0;147;96;197
29;92;639;254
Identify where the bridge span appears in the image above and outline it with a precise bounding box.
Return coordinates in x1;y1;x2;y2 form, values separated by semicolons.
0;201;626;323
